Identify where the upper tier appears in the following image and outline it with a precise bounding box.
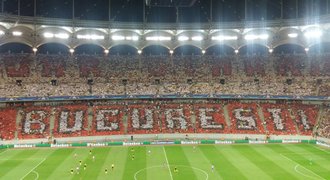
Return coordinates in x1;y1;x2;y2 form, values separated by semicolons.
0;53;329;98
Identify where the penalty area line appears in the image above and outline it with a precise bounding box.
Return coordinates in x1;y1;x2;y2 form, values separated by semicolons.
294;165;319;180
20;158;46;180
314;146;330;154
163;146;174;180
280;154;325;180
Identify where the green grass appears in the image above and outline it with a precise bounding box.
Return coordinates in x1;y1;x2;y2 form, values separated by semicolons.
0;144;329;180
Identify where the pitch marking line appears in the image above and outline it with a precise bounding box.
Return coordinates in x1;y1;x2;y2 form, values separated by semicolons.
280;154;325;180
294;165;319;180
281;152;317;155
134;165;209;180
163;146;174;180
0;149;8;156
32;171;39;180
0;158;45;161
315;147;330;154
20;158;46;180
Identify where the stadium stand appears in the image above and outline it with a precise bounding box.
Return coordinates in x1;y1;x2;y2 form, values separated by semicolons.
0;101;324;140
262;103;297;135
316;106;330;139
38;54;66;78
0;107;17;140
0;53;329;97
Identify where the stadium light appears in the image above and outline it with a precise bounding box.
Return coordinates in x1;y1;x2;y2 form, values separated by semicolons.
126;36;139;41
259;34;269;40
244;34;268;40
137;50;142;54
211;35;238;41
191;36;203;41
112;35;125;41
12;31;22;36
304;30;322;38
44;32;69;39
77;34;104;40
178;36;189;41
55;33;69;39
44;32;54;38
146;36;171;41
288;33;298;38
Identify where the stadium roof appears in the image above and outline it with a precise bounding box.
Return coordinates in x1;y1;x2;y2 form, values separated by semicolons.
0;14;329;55
1;0;329;23
0;0;330;54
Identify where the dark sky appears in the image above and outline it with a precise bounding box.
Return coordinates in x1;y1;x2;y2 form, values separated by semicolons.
0;0;329;22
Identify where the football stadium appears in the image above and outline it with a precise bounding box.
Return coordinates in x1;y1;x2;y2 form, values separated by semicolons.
0;0;329;179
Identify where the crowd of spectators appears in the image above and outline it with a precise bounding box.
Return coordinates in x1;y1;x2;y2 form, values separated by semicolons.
0;53;329;97
0;100;322;140
226;102;264;134
262;103;297;135
316;106;330;139
0;53;328;141
0;107;16;140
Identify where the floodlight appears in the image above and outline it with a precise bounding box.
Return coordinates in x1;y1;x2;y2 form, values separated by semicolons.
55;33;69;39
304;48;309;52
12;31;22;36
259;34;269;40
131;36;139;41
90;35;104;40
126;36;139;41
69;48;75;53
211;35;238;41
32;47;38;53
146;36;171;41
169;50;174;54
269;49;273;53
191;36;203;41
159;36;171;41
44;32;54;38
244;34;268;40
178;36;189;41
288;33;298;38
146;36;155;41
244;34;257;40
77;35;87;39
137;50;142;54
202;50;206;54
44;32;69;39
112;35;125;41
104;49;109;54
304;30;322;38
77;34;104;40
235;49;239;54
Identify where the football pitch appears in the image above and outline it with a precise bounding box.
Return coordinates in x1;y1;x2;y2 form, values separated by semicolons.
0;144;329;180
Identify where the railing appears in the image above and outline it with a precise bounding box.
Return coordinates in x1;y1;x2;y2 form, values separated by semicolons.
1;94;329;103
